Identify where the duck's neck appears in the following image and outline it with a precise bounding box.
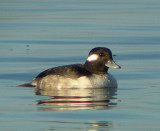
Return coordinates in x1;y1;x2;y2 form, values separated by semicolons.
84;61;108;74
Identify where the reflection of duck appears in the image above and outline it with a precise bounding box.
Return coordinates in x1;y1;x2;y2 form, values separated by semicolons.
35;88;118;111
19;47;121;89
44;120;112;130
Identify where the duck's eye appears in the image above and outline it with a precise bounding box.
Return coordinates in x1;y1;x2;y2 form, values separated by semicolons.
99;53;105;56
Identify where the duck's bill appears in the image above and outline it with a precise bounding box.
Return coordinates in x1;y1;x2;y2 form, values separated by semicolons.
105;60;121;69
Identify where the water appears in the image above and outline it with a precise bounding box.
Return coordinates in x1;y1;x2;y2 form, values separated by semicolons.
0;0;160;130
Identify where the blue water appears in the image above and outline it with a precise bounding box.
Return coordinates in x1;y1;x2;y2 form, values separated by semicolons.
0;0;160;130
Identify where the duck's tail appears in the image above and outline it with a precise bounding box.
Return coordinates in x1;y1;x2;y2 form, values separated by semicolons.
17;82;35;87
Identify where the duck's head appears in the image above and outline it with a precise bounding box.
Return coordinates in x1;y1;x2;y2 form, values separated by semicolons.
85;47;121;73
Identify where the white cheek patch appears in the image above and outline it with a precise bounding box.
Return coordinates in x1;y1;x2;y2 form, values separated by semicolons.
87;54;99;61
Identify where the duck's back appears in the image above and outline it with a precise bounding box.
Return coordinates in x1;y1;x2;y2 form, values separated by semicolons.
35;64;92;79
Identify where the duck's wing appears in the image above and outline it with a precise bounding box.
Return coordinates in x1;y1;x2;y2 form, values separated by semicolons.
35;64;92;79
18;64;90;87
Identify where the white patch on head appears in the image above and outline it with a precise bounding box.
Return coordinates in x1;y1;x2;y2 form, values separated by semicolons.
87;54;99;62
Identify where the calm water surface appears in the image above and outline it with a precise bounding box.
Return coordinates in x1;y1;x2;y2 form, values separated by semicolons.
0;0;160;131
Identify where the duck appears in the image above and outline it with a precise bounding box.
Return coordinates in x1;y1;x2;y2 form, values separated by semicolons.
19;47;121;89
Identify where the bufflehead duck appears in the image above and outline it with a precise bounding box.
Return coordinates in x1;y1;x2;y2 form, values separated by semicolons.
19;47;121;89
